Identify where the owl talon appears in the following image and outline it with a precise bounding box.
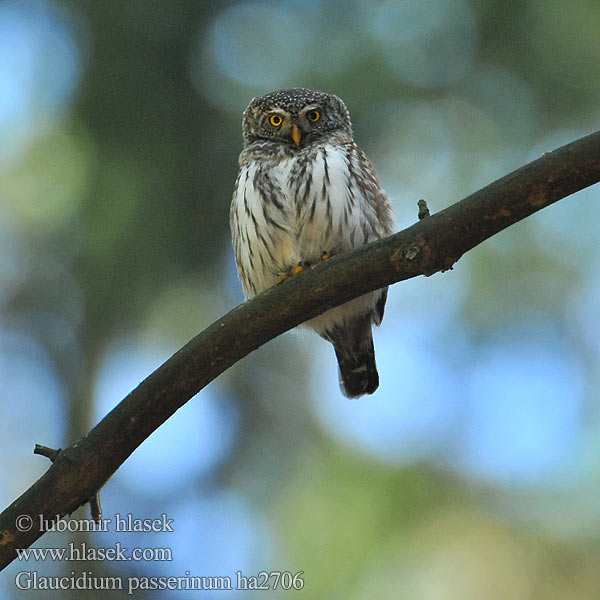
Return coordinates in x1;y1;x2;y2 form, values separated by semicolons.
276;261;310;283
291;261;311;275
321;251;330;261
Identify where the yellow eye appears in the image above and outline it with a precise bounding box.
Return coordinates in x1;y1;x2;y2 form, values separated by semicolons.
269;114;283;127
307;110;320;122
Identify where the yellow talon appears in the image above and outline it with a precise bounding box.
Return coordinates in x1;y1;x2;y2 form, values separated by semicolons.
321;251;330;260
276;261;309;283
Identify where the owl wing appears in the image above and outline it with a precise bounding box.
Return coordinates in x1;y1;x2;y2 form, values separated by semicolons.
345;144;394;328
349;144;395;239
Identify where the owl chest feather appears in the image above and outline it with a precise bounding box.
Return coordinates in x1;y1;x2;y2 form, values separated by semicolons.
232;143;378;297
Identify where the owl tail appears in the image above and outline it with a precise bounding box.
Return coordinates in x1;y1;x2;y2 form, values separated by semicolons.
334;341;379;398
324;318;379;398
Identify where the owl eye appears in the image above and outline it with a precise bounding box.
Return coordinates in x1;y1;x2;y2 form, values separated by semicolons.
269;114;283;127
306;110;320;122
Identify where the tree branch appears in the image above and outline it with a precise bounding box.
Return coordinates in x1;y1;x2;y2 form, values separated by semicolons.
1;131;599;569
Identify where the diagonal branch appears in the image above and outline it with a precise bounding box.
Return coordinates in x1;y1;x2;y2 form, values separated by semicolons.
1;131;599;569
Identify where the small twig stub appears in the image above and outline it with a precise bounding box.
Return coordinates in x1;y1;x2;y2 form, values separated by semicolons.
417;199;430;220
33;444;61;462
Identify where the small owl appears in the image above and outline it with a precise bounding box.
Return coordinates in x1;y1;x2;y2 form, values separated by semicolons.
230;88;394;397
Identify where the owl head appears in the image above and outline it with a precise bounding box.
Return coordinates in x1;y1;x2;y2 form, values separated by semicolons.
241;88;353;148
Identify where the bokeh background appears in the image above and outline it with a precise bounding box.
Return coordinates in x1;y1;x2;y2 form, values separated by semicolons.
2;0;600;597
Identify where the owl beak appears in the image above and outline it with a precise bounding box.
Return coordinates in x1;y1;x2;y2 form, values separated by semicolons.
291;124;301;147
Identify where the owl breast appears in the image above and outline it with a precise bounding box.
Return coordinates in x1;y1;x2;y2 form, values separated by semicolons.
230;142;384;298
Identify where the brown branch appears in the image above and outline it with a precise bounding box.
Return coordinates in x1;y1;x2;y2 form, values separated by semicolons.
1;131;599;569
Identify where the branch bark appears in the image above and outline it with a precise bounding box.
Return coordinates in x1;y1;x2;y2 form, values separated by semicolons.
1;131;599;569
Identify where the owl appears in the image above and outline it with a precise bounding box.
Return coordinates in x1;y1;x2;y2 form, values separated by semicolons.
230;88;395;397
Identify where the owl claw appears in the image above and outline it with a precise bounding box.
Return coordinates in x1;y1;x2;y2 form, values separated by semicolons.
291;261;311;275
321;251;330;260
276;261;310;283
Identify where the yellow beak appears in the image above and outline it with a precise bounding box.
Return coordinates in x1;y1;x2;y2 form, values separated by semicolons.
291;124;301;147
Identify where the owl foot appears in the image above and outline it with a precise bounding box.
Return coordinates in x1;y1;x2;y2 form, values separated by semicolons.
321;251;331;260
291;261;309;275
276;261;311;283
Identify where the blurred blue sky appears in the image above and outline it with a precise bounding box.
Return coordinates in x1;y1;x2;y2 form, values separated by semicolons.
0;0;81;168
